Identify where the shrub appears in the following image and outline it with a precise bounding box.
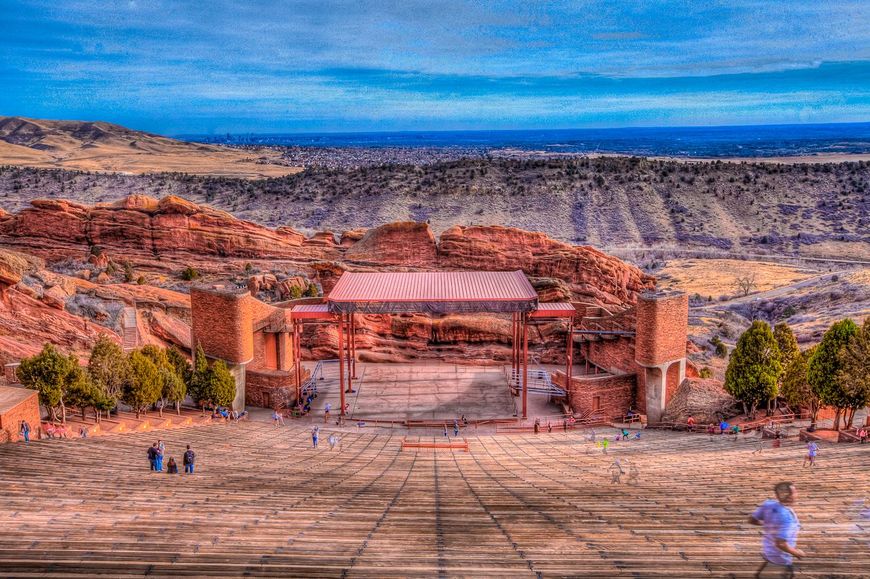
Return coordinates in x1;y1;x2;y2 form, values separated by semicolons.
699;367;713;379
181;266;201;281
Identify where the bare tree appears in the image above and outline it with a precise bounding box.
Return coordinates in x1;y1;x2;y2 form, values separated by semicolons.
734;274;757;297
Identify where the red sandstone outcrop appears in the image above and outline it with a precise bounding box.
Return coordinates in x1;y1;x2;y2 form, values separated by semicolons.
438;225;654;306
0;195;336;263
344;222;438;267
0;196;660;367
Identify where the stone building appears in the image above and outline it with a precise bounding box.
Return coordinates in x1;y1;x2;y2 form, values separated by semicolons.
190;284;307;411
554;291;690;423
0;385;40;442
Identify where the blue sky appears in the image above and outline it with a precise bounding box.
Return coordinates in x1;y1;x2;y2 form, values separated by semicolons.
2;0;869;134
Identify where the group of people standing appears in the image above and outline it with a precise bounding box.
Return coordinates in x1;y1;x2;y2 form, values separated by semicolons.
146;440;195;474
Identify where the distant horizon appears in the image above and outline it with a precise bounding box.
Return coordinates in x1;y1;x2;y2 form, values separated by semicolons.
174;120;870;139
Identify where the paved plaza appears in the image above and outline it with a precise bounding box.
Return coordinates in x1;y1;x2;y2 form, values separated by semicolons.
309;362;519;421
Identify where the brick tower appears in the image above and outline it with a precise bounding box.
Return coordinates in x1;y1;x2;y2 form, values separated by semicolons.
634;291;688;423
190;284;254;412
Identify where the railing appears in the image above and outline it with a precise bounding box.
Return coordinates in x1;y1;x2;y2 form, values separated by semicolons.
299;360;327;400
506;366;567;398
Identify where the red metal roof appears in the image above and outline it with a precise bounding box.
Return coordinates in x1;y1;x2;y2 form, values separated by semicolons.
327;271;538;314
329;271;537;303
529;303;576;318
290;304;333;320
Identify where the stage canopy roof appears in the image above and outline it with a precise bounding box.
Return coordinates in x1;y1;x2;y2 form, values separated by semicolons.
327;271;540;314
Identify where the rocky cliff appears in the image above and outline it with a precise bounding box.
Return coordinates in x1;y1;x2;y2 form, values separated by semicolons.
0;195;653;305
0;195;655;365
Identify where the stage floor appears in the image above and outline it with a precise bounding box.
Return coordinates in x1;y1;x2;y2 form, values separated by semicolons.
310;362;518;421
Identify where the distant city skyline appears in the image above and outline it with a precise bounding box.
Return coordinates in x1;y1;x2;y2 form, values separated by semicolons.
3;1;869;135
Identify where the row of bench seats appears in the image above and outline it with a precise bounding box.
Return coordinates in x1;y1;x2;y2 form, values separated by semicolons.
0;422;867;576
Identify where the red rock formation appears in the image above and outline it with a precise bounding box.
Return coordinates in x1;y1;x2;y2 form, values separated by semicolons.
0;196;659;368
344;222;438;267
0;195;336;263
438;225;654;305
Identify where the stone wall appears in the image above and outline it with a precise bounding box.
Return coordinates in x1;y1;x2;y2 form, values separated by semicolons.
0;386;40;443
552;371;636;420
246;367;309;409
580;337;647;414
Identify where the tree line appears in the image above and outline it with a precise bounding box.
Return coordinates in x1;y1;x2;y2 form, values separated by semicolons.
725;318;870;430
17;338;236;423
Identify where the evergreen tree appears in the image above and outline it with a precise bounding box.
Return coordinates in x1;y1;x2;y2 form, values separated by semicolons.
189;343;210;414
65;369;99;419
166;346;192;385
808;318;859;430
780;346;821;428
724;321;782;416
87;336;130;418
773;323;800;372
836;318;870;429
18;343;82;423
160;365;187;416
202;360;237;409
123;350;162;418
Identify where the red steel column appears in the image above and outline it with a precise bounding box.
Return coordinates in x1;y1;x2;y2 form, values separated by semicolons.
566;319;574;390
294;323;301;403
510;313;516;378
338;315;346;415
344;314;354;393
522;312;529;419
350;313;357;379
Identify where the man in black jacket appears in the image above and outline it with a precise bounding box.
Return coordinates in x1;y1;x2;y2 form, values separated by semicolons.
147;443;158;471
183;445;196;474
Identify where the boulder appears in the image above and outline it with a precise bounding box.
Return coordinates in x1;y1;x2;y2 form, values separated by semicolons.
662;378;739;424
344;222;437;267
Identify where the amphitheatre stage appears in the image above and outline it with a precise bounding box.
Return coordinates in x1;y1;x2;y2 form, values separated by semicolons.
1;422;868;577
312;362;522;422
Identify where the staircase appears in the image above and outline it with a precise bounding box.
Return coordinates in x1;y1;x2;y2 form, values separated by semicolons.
120;307;138;350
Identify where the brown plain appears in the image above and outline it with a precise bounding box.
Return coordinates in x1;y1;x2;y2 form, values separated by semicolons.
0;117;300;179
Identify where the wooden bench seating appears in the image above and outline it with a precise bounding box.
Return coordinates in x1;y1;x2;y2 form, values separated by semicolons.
0;422;868;576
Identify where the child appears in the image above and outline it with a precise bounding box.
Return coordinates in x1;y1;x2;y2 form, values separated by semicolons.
167;457;179;474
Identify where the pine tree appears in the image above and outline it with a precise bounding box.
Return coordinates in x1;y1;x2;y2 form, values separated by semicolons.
780;346;821;428
18;344;82;423
836;319;870;429
724;321;782;417
189;343;210;414
123;350;162;418
203;360;237;409
773;323;800;372
808;318;859;430
165;346;192;414
87;336;130;418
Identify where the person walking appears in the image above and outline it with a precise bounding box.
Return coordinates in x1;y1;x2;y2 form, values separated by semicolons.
443;424;448;438
534;418;540;434
324;402;331;424
609;459;623;484
803;441;819;468
687;415;696;432
453;419;459;437
328;433;338;450
147;443;158;471
183;445;196;474
273;409;285;426
312;425;319;448
627;461;640;485
749;482;805;578
19;420;30;444
601;438;609;454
